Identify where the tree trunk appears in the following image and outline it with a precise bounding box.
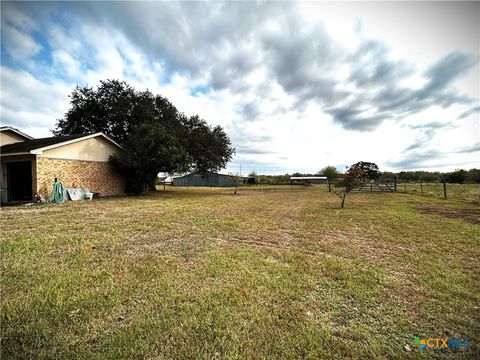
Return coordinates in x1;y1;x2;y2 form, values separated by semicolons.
328;179;331;192
340;195;345;208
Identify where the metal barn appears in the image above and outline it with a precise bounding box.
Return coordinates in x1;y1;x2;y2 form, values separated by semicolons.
172;171;238;187
290;176;328;185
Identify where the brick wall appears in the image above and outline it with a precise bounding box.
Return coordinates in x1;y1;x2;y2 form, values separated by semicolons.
36;157;125;197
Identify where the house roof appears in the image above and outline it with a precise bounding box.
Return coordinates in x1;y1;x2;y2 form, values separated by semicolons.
0;132;122;156
0;126;34;140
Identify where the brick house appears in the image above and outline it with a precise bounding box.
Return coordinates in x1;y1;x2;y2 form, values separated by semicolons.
0;127;125;203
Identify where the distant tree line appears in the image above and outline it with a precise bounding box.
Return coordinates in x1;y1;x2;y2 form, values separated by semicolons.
381;169;480;184
253;168;479;185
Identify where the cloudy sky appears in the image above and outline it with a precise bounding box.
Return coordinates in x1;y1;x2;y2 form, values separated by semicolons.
1;1;478;174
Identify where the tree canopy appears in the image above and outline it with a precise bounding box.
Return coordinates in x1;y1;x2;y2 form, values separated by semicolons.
319;165;339;192
319;166;339;180
54;80;235;194
349;161;380;180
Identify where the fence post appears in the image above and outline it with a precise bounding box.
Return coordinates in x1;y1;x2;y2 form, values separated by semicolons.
394;177;397;191
420;179;423;196
443;181;447;199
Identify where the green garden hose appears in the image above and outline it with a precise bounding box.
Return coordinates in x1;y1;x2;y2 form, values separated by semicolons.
48;179;65;203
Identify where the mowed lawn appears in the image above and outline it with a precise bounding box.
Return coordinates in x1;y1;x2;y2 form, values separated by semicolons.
1;186;479;359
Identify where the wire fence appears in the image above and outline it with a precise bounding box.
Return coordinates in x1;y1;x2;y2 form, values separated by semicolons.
156;179;480;204
397;181;480;203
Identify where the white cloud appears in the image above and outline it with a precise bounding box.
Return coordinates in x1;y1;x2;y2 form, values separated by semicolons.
0;66;72;135
2;24;41;62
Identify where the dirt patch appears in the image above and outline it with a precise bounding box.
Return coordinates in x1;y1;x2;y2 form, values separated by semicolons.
416;204;480;224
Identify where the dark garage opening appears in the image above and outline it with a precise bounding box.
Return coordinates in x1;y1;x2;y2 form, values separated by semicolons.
7;161;32;202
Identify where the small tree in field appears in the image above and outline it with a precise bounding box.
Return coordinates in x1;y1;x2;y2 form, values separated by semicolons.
331;167;364;208
229;172;242;194
319;166;339;192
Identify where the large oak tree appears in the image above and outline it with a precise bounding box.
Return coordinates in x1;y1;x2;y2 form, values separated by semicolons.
54;80;235;194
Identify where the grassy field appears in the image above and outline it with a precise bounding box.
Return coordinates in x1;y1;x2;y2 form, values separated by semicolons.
1;186;479;359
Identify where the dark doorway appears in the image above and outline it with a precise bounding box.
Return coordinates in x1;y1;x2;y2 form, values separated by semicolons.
7;161;32;201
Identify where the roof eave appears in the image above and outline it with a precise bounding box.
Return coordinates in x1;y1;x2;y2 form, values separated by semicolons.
29;132;123;154
0;126;34;140
0;151;33;157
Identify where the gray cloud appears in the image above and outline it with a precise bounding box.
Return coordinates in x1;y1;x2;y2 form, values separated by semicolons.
209;45;263;91
405;142;424;151
375;52;477;118
455;143;480;154
404;129;434;151
261;17;347;108
403;121;456;152
239;101;261;122
422;51;477;95
388;140;479;170
234;144;273;155
325;105;386;132
228;120;273;157
407;121;450;130
348;39;414;88
458;105;480;119
386;150;445;169
242;134;272;144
